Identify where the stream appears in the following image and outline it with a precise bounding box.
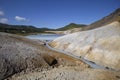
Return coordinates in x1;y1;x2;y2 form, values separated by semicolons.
26;34;113;70
46;42;106;69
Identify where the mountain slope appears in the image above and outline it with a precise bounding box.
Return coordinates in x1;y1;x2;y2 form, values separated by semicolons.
50;21;120;71
83;8;120;30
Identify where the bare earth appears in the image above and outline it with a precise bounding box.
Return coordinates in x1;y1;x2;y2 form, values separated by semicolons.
0;32;120;80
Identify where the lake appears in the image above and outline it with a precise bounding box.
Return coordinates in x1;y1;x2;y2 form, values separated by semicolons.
26;34;64;41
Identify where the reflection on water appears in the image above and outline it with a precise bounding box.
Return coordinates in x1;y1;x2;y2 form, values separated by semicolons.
26;34;64;40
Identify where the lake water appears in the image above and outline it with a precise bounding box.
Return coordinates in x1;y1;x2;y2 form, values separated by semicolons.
26;34;64;41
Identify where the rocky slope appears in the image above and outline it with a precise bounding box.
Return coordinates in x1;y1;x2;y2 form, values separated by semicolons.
0;32;88;80
50;21;120;71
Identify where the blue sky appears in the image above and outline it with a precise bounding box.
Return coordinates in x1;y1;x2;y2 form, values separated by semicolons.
0;0;120;28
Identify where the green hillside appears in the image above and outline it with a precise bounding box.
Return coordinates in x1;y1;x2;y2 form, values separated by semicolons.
0;23;53;35
57;23;86;31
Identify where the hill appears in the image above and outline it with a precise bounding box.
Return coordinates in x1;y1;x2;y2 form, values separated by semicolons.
50;21;120;71
0;23;53;35
56;23;86;31
64;8;120;34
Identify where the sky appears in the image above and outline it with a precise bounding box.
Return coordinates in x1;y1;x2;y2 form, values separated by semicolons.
0;0;120;29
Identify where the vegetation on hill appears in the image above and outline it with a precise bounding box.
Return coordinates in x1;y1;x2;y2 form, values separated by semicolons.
0;23;86;35
0;23;53;35
56;23;86;31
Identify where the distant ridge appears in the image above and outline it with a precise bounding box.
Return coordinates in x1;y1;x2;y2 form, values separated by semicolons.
0;23;53;35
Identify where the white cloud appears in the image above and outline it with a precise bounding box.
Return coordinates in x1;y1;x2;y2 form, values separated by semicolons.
0;11;4;16
0;18;8;23
15;16;29;22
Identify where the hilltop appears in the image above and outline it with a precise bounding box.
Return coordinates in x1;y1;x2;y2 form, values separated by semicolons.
56;23;86;31
45;23;86;34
